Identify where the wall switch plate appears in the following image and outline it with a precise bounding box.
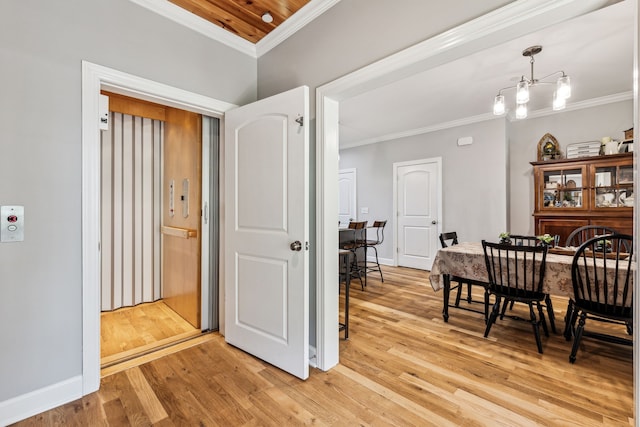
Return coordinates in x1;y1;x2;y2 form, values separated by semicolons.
361;207;369;214
1;205;25;242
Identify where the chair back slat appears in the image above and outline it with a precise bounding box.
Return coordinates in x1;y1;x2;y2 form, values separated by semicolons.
482;240;548;297
571;234;634;318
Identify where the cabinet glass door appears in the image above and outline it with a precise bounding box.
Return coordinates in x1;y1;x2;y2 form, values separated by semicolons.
594;164;634;208
542;168;583;209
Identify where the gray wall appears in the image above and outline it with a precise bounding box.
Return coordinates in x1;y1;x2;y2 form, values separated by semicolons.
337;100;633;262
0;0;256;403
338;119;509;261
509;100;633;234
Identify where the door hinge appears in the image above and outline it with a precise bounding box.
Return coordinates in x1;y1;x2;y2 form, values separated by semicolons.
295;115;304;127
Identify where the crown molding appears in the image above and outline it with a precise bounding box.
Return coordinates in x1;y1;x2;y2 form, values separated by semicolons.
129;0;340;58
340;113;496;150
516;91;633;120
340;91;633;150
256;0;342;57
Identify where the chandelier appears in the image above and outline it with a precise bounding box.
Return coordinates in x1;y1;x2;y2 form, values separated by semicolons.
493;45;571;119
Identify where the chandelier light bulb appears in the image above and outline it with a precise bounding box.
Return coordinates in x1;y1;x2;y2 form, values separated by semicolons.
516;103;528;119
557;75;571;99
553;91;566;111
493;95;505;115
516;79;530;104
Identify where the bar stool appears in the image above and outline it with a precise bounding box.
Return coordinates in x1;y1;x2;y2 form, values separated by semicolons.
340;221;367;289
364;220;386;282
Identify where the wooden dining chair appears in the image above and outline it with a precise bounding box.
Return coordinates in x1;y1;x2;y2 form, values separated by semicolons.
501;234;558;333
364;220;387;282
565;225;618;247
563;234;634;363
440;232;489;319
482;240;549;353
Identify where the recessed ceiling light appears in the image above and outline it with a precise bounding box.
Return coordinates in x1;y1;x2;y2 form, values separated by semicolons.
262;12;273;23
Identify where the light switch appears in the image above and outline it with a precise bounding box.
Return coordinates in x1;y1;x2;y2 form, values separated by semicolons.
361;207;369;214
1;205;24;242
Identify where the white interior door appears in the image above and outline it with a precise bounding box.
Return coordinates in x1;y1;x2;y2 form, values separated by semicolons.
224;86;309;380
338;168;357;227
395;159;441;270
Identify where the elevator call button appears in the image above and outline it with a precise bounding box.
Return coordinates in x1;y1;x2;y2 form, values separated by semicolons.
1;206;24;242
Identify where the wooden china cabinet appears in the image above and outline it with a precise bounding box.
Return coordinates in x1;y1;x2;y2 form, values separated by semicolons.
532;152;634;245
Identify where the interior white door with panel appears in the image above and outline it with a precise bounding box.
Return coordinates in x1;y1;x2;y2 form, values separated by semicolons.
394;158;441;270
338;168;357;226
224;86;310;380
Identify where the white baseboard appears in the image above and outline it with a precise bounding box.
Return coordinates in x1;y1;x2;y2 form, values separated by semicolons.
0;375;83;426
366;256;394;266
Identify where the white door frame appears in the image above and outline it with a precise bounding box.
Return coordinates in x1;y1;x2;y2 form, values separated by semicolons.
315;0;625;370
81;61;236;394
392;158;442;268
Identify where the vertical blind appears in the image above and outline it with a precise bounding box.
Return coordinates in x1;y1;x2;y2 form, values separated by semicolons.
101;112;163;311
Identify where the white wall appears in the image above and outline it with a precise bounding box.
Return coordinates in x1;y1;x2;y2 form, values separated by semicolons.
509;100;633;234
339;119;509;260
0;0;255;409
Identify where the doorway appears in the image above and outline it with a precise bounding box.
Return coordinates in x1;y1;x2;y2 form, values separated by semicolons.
99;91;214;368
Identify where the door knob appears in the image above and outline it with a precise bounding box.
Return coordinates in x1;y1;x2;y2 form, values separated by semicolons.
432;220;437;224
290;240;302;251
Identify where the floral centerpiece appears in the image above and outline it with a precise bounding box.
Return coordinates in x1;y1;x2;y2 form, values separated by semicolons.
499;232;511;244
536;234;555;246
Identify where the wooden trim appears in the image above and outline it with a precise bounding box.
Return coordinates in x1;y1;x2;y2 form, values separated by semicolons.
531;152;633;166
161;226;198;239
101;90;166;121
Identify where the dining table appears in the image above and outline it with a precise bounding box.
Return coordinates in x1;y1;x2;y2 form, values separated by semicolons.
429;241;578;322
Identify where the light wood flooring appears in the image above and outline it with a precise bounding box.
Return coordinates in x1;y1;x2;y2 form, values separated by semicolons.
14;266;634;426
100;300;200;369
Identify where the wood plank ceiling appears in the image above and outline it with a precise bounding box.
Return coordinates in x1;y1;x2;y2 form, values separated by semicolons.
169;0;311;43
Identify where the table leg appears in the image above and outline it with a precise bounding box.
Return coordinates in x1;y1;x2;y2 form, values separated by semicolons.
442;274;450;322
344;253;350;339
363;228;367;288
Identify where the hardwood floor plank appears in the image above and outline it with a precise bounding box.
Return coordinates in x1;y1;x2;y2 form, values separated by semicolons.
12;266;634;426
125;367;168;424
101;300;197;360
